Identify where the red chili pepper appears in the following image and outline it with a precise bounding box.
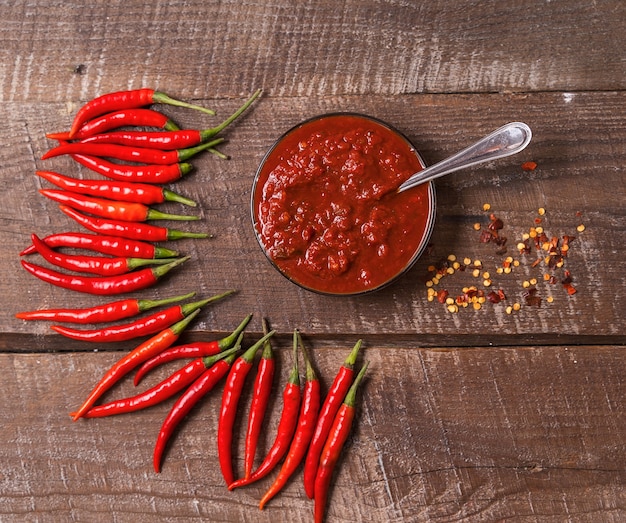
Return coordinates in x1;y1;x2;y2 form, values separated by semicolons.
77;346;241;419
37;170;196;207
15;292;194;324
303;339;362;499
59;205;209;241
153;333;244;473
71;154;193;184
218;330;276;486
40;189;198;222
314;362;369;523
134;313;251;385
258;333;321;509
29;233;177;276
78;89;262;150
228;331;301;491
20;232;178;259
72;310;200;421
21;256;188;295
242;319;275;479
69;88;215;138
47;108;180;141
51;292;232;343
42;138;223;165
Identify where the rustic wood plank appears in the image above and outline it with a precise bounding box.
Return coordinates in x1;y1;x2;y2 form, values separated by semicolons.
3;91;625;352
0;0;624;103
1;345;624;521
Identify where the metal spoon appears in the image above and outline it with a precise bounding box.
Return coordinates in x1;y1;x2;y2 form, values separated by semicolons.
397;122;532;193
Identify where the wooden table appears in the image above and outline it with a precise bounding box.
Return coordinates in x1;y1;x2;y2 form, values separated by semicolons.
2;1;624;521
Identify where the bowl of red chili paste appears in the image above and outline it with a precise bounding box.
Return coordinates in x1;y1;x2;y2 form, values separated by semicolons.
251;113;436;295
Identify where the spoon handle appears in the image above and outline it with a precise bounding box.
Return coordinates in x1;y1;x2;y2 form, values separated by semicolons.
397;122;532;193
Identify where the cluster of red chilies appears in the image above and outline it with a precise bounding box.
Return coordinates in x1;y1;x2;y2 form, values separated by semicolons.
17;88;260;337
68;313;368;523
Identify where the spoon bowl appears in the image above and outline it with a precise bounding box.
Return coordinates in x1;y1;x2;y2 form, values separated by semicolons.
397;122;532;193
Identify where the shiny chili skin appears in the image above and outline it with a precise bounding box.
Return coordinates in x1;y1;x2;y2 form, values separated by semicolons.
218;331;275;486
51;296;216;343
71;153;193;184
78;89;262;150
49;108;180;140
303;339;362;499
59;205;209;241
243;320;275;479
36;170;196;207
154;338;243;473
21;256;188;295
259;335;321;509
72;310;200;421
20;232;178;259
134;312;250;386
69;88;214;138
40;189;197;222
78;347;241;419
42;138;222;165
229;331;301;491
15;292;194;324
82;129;204;150
30;233;176;276
314;362;369;523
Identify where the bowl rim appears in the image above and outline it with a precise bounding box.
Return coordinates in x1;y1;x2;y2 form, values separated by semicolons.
250;111;437;296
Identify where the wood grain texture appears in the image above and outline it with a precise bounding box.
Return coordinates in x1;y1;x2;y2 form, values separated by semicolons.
0;0;624;104
0;346;624;522
1;0;624;520
3;91;625;350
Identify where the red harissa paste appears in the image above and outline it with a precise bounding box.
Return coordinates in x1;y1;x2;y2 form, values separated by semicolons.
252;114;435;295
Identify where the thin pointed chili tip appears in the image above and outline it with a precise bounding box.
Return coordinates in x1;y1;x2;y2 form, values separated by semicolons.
71;309;202;421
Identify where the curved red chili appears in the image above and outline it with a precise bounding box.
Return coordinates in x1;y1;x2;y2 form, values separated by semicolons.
48;108;180;140
40;189;198;222
51;292;231;343
72;310;200;421
15;292;194;324
259;333;321;509
21;256;188;295
303;339;362;499
30;233;177;276
69;88;215;138
229;330;301;491
37;170;196;207
78;346;241;419
242;319;275;479
134;313;251;385
42;138;223;165
59;205;209;241
314;362;369;523
20;232;178;259
218;330;276;486
71;154;193;184
153;333;244;473
78;89;261;150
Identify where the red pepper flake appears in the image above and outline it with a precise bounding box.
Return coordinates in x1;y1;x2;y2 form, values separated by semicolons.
486;291;501;304
437;289;449;304
523;286;542;306
521;161;537;171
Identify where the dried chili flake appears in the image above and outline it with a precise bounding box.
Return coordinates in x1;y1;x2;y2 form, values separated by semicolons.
523;287;542;307
521;161;538;171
